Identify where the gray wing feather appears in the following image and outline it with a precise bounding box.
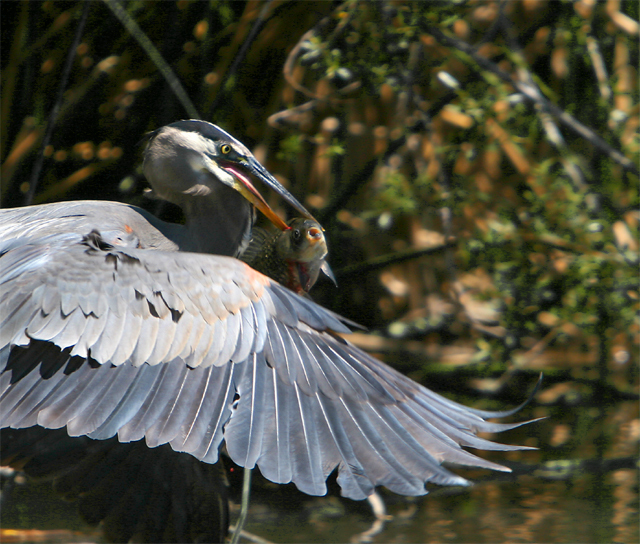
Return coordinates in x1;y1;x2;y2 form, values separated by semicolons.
249;300;268;354
217;311;240;366
255;365;292;485
233;305;255;363
67;362;140;436
52;309;89;351
164;362;238;454
68;312;107;357
289;383;325;495
91;309;128;363
283;326;308;392
38;361;113;430
296;334;339;400
190;362;238;462
24;303;69;343
0;294;36;347
165;312;195;361
109;310;144;365
41;282;62;316
129;315;160;366
60;284;81;317
10;347;86;426
77;288;108;317
1;354;46;426
147;364;206;446
224;353;266;468
265;320;293;386
337;395;426;494
88;362;164;440
314;392;373;498
206;318;227;366
145;317;177;366
116;362;186;443
310;340;370;401
184;322;214;368
142;363;192;447
304;340;352;400
8;370;67;428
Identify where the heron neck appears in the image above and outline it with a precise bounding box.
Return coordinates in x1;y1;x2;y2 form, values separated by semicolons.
180;188;253;257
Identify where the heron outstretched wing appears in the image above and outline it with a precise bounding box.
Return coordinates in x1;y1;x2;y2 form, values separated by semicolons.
1;227;533;500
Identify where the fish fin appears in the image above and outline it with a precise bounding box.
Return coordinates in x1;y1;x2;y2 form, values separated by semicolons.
321;261;337;287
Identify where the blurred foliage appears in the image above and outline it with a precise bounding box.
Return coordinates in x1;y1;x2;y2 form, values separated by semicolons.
1;0;638;397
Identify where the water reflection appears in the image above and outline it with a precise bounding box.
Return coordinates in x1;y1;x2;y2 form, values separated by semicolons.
2;398;637;544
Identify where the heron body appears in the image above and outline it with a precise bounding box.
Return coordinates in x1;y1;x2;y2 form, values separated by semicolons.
1;120;537;541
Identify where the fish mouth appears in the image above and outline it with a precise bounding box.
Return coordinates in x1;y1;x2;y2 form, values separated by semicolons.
306;226;323;241
305;227;324;249
297;225;327;261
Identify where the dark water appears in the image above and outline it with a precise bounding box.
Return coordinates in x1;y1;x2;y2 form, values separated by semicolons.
235;467;638;543
231;397;638;544
2;396;637;544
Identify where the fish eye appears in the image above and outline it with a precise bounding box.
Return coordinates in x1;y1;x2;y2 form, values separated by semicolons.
220;144;231;154
292;229;302;241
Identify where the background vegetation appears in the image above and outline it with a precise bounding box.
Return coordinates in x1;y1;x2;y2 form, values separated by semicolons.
1;1;638;543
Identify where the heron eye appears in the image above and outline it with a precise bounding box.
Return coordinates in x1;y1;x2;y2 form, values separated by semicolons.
220;144;231;154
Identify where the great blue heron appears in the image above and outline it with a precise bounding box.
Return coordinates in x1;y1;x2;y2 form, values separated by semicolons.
1;120;537;542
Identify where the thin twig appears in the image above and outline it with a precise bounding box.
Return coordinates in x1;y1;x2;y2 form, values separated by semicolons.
586;36;613;103
319;135;406;224
283;20;332;100
267;99;319;128
336;241;456;279
282;3;360;103
498;12;587;190
104;0;199;119
25;2;91;206
208;0;275;120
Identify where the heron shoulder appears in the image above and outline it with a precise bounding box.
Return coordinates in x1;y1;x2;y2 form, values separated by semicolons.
0;201;181;252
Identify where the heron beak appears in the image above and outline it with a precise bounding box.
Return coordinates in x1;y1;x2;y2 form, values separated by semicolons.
221;162;289;230
242;157;320;226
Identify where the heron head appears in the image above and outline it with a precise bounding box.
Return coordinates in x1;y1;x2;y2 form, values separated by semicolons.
142;120;316;230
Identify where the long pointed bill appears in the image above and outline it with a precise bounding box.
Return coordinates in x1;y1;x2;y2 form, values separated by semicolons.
243;157;319;225
222;162;289;230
